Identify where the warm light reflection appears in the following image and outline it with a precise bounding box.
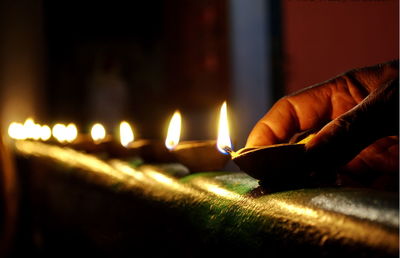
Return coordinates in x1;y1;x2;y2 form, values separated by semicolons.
40;125;52;141
217;101;232;154
65;123;78;143
8;122;27;140
119;121;134;147
201;182;241;201
271;200;319;219
165;111;181;150
91;123;106;143
52;124;67;143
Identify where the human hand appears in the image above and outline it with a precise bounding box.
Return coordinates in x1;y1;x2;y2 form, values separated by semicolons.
246;60;399;189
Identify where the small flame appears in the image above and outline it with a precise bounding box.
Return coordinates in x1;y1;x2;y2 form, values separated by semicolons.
217;101;232;154
40;125;52;141
91;123;106;143
120;121;134;147
52;123;67;143
165;111;181;150
8;122;27;140
23;118;40;140
65;123;78;143
31;123;42;140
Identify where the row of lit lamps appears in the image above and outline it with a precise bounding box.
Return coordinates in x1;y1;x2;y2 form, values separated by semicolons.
8;119;111;142
8;102;232;153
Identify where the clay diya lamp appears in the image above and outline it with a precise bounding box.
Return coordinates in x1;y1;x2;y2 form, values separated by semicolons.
47;123;108;153
125;139;176;163
226;133;318;191
68;134;111;154
165;102;231;172
170;140;230;172
64;123;112;155
103;121;139;159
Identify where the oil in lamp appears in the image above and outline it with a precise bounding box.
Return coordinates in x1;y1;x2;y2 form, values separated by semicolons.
166;102;231;172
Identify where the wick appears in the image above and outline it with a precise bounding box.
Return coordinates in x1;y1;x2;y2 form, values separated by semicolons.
223;146;235;156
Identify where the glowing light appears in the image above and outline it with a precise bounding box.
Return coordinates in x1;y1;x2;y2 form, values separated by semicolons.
23;118;36;140
119;121;134;147
165;111;181;150
52;123;67;143
31;123;42;140
217;101;232;154
65;123;78;143
8;122;27;140
91;123;106;143
40;125;52;141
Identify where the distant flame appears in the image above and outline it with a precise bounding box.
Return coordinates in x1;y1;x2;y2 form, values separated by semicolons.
120;121;134;147
65;123;78;143
165;111;181;150
23;118;39;140
52;123;67;143
40;125;52;141
91;123;106;143
217;101;232;154
8;122;27;140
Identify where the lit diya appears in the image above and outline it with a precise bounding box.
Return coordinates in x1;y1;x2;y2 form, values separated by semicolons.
63;123;111;154
224;133;319;191
110;121;175;163
165;102;231;172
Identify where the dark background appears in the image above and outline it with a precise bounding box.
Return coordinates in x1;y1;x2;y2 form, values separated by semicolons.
0;0;398;146
43;0;231;139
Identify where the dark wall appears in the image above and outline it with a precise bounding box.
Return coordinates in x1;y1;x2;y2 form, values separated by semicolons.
43;1;230;140
282;0;398;94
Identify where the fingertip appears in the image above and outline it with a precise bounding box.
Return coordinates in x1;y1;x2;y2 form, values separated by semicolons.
245;122;279;148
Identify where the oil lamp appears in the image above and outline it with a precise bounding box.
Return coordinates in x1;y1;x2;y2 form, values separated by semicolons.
108;121;175;163
225;131;318;191
64;123;111;154
166;102;231;172
105;121;140;159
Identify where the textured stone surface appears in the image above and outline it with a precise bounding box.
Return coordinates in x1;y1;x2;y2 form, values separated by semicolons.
14;141;399;257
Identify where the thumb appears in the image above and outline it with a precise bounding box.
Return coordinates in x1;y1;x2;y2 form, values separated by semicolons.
305;78;399;170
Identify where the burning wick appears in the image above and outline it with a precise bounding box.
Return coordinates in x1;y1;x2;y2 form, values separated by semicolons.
165;110;181;150
217;101;232;155
222;146;234;155
119;121;134;147
91;123;106;143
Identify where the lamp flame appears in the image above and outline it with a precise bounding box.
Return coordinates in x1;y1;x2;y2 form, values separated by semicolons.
65;123;78;143
52;123;67;143
23;118;39;140
40;125;52;141
91;123;106;143
120;121;134;147
165;111;181;150
217;101;232;154
8;122;27;140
